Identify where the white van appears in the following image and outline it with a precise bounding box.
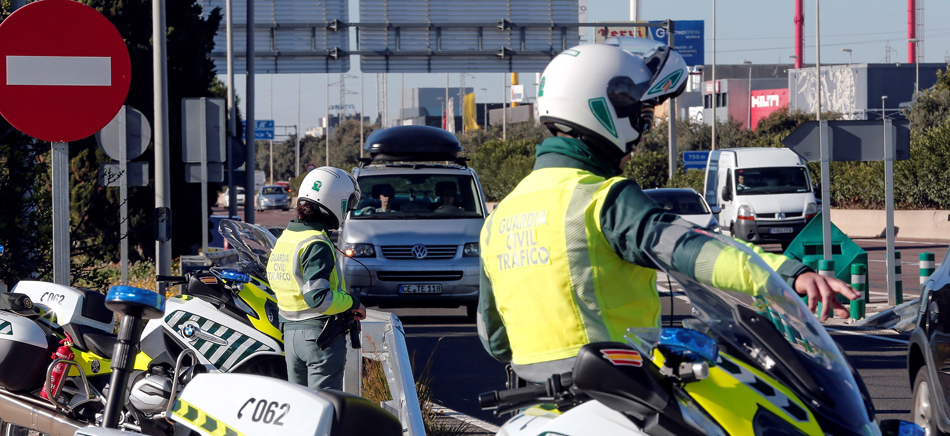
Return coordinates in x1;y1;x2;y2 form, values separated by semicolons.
704;148;817;248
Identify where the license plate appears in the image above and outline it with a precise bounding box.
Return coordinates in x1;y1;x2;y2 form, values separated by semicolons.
399;284;442;294
770;227;793;234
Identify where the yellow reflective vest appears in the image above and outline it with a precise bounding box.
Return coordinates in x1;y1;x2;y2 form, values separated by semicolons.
481;168;659;365
267;227;352;320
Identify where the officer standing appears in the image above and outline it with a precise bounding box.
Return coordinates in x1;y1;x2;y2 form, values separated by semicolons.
477;42;858;383
267;167;367;390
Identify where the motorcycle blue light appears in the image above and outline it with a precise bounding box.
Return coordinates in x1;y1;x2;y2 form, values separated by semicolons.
896;421;925;436
657;328;719;365
220;270;250;283
105;286;166;319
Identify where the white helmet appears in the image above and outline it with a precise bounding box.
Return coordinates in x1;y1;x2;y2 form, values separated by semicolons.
537;40;689;160
297;166;361;229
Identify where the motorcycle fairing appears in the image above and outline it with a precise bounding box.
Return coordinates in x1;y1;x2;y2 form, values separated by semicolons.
161;299;281;372
682;352;821;435
236;280;281;344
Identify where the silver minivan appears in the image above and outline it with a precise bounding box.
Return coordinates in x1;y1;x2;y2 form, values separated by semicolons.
337;126;486;317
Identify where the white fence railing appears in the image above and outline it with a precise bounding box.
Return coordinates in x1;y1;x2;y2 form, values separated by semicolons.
343;310;425;436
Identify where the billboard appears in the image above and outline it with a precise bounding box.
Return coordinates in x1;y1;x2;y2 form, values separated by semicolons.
198;0;349;74
358;0;579;73
750;88;789;130
645;20;704;67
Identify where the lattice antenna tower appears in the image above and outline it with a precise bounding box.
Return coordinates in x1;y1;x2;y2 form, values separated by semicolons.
885;40;892;63
339;74;346;118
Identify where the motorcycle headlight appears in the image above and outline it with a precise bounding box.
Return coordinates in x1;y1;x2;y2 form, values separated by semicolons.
344;243;376;258
264;299;279;325
463;242;479;257
675;391;727;436
752;407;807;436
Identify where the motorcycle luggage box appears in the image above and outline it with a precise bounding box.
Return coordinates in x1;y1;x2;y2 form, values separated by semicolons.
11;281;115;332
0;311;55;392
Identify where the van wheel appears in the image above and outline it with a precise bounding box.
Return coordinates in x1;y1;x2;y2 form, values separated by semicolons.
728;225;735;238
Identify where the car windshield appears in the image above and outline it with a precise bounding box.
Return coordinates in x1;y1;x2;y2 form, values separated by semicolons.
735;167;811;195
236;187;245;195
350;174;483;220
261;187;283;195
632;222;876;435
645;191;710;215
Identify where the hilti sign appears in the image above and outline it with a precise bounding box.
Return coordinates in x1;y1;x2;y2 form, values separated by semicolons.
0;0;132;142
750;88;789;130
752;94;782;108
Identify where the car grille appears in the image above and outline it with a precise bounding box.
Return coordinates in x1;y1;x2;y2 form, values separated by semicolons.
380;245;458;260
757;212;803;219
376;271;464;282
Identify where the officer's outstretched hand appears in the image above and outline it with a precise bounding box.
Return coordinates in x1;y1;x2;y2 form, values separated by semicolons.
353;304;367;321
793;272;860;321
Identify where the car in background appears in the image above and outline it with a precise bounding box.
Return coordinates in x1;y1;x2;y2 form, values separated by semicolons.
220;186;246;208
907;247;950;435
255;185;290;211
643;188;721;233
337;125;486;318
275;181;291;196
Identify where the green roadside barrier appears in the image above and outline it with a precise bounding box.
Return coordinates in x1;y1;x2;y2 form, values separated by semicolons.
921;252;936;286
783;213;869;285
850;264;867;320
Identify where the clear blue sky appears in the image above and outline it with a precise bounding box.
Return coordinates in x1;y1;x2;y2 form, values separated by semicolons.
226;0;950;138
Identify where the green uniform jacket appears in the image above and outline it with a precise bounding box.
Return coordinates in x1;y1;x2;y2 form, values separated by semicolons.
269;221;361;330
477;137;811;365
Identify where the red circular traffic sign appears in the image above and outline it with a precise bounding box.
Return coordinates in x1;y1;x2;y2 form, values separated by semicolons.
0;0;132;143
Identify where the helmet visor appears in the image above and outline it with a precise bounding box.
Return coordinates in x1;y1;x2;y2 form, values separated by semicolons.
606;76;649;120
603;37;671;82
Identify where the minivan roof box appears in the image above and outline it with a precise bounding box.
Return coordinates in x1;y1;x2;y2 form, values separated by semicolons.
363;125;463;163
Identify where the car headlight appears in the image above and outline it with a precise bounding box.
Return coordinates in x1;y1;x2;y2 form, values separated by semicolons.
463;242;479;257
344;243;376;258
805;202;817;220
737;204;755;221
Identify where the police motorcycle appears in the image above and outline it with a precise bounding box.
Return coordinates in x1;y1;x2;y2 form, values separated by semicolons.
480;222;924;436
0;221;283;435
73;285;400;436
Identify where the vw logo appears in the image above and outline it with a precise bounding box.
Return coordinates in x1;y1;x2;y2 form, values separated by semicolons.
411;244;428;259
777;212;786;219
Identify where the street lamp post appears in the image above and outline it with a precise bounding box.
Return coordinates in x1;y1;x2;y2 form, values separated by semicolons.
743;60;752;130
842;48;852;65
437;97;445;130
909;38;920;95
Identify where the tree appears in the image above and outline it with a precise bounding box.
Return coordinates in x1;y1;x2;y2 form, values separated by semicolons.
0;0;223;287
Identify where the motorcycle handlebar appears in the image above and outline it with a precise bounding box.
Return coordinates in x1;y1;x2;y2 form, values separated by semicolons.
156;275;188;285
479;372;575;411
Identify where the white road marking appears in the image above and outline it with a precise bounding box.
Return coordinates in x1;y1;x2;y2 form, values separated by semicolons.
6;56;111;86
854;239;949;246
432;404;500;433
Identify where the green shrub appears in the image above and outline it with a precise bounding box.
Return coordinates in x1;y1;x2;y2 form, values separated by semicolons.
469;139;536;202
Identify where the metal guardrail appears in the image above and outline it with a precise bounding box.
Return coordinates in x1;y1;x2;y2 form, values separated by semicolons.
343;310;425;436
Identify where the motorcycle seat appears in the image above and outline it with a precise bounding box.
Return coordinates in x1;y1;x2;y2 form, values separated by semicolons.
83;332;118;360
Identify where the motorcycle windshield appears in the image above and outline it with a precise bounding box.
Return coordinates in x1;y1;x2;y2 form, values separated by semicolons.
642;221;876;435
218;219;278;273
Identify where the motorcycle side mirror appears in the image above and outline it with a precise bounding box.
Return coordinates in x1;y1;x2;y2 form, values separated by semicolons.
879;419;924;436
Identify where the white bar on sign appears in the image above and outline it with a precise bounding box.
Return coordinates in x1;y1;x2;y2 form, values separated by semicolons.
6;56;111;86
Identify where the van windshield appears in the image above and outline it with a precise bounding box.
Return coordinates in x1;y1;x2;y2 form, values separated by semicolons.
735;167;811;196
350;174;484;219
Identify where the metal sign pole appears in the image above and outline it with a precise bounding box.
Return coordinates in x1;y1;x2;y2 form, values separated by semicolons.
815;0;830;260
325;74;330;166
296;74;301;176
52;141;69;285
118;106;128;285
667;20;677;181
885;117;897;305
244;0;255;225
154;0;172;289
200;98;209;253
226;0;237;219
819;120;832;260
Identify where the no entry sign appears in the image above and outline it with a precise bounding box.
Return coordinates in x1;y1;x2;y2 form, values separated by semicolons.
0;0;132;142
